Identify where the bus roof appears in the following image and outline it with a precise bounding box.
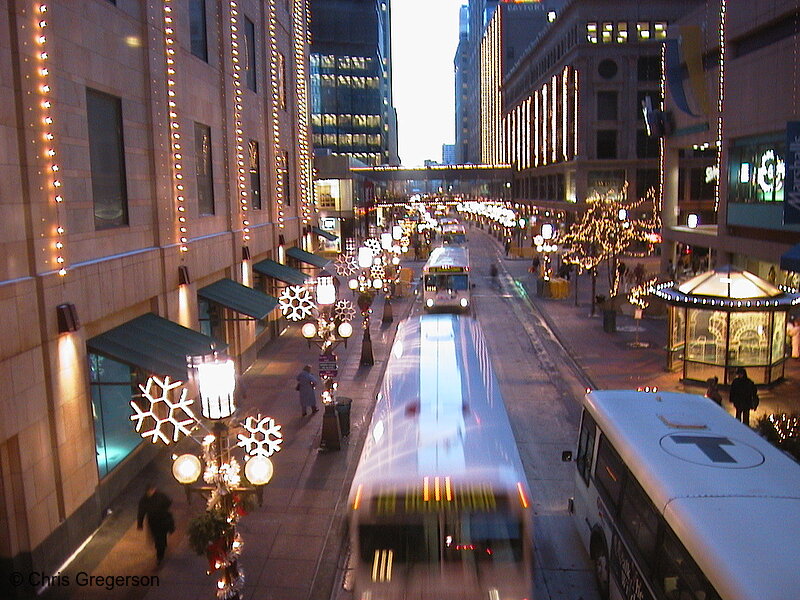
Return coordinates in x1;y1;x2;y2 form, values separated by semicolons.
585;390;800;600
350;315;528;498
424;246;469;271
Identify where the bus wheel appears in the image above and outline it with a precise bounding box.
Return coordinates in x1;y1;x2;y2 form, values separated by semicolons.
591;535;610;600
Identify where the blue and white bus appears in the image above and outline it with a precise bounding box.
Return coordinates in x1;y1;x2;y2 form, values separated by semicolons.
348;315;534;600
422;246;471;312
564;389;800;600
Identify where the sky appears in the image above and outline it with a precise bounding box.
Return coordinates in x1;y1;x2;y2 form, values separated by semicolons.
391;0;465;167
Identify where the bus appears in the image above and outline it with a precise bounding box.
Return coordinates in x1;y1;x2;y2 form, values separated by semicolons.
422;246;471;312
563;389;800;600
440;222;468;246
348;314;534;600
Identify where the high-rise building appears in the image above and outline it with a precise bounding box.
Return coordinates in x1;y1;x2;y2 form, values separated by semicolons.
442;144;456;165
0;1;314;590
454;5;471;163
309;0;399;166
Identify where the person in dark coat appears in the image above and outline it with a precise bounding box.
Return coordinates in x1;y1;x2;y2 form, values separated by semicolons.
296;365;319;417
729;367;757;425
137;484;175;565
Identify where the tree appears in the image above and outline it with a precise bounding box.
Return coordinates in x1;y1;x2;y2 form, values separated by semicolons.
560;184;659;314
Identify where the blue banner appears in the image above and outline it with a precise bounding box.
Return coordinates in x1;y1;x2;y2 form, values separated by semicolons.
784;121;800;224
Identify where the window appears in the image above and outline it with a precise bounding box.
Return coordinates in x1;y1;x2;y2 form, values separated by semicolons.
596;130;617;159
616;22;628;43
586;22;598;43
654;527;722;600
244;16;256;92
249;140;261;210
637;56;661;81
637;91;662;120
601;22;613;44
89;354;142;478
619;477;660;570
277;52;287;110
189;0;208;62
282;151;291;206
653;22;667;40
598;59;618;79
594;436;626;512
637;22;651;41
194;122;215;215
636;169;660;200
576;410;597;484
637;129;660;158
86;88;129;229
597;91;618;120
198;298;221;340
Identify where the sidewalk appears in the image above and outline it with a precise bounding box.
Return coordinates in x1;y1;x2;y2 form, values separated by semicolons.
492;234;800;421
41;290;415;600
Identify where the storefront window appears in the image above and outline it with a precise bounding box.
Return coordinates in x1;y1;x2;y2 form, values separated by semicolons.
89;354;142;478
728;136;786;203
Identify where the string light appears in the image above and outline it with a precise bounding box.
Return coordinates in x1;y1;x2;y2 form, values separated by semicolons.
269;0;285;229
562;66;568;160
162;0;188;253
714;0;727;212
229;0;250;243
34;4;67;276
293;0;314;224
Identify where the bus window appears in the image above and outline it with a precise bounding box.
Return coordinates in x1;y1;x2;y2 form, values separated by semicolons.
619;476;660;570
359;523;427;563
655;527;721;600
594;436;626;512
425;274;469;291
443;511;524;563
576;410;597;484
451;274;468;290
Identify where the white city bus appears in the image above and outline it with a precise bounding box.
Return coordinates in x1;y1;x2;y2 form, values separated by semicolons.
422;246;471;312
440;222;468;246
348;315;534;600
564;389;800;600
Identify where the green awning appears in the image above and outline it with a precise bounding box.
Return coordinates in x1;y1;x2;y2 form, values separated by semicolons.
252;258;310;286
86;313;224;380
286;246;332;269
312;226;338;241
197;278;278;320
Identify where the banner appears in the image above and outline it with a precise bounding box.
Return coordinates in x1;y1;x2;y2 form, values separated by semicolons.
784;121;800;224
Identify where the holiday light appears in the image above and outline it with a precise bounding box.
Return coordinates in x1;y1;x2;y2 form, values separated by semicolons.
714;0;727;212
269;0;285;228
293;0;314;223
34;4;67;275
229;0;250;243
161;0;190;253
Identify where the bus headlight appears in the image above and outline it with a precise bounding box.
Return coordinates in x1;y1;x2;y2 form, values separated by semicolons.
460;298;469;308
426;298;434;308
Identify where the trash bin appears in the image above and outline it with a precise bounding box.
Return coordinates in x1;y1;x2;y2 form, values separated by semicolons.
602;309;617;333
335;396;352;438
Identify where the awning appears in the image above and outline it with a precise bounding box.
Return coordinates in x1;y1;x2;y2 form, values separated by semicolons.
197;278;278;320
87;313;224;380
312;226;338;241
286;246;332;269
781;244;800;272
252;258;310;286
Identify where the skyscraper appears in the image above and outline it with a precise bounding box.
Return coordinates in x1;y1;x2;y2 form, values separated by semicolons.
310;0;399;165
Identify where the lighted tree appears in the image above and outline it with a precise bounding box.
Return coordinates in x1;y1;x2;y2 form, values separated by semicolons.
560;184;660;314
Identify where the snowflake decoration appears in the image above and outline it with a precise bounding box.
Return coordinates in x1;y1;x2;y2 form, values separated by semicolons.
334;253;358;277
370;263;386;281
131;376;197;444
279;285;315;321
363;238;382;253
236;414;283;457
334;299;356;322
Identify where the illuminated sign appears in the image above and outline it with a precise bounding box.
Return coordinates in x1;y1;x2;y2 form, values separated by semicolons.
756;149;785;196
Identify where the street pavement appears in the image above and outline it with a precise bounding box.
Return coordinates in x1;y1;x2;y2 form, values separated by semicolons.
36;227;800;600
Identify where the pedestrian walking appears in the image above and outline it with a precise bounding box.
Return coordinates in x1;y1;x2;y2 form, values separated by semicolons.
137;483;175;566
504;238;511;256
296;364;319;417
787;316;800;358
729;367;758;426
705;376;723;405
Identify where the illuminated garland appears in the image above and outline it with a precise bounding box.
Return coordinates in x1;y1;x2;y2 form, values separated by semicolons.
767;413;800;443
562;66;568;160
228;0;250;243
714;0;727;212
161;0;190;253
268;0;285;229
34;4;67;275
293;0;313;224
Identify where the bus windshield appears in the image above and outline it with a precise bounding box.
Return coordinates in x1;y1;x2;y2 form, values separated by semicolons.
359;511;523;565
424;274;468;291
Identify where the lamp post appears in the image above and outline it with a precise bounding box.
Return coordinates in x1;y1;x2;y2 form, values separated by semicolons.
130;353;282;600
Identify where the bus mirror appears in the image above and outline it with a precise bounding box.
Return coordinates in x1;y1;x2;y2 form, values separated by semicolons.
561;450;573;462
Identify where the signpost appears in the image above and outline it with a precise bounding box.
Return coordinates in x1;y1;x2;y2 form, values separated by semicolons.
318;353;338;378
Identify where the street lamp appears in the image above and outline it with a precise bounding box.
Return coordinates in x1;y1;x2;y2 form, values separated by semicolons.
129;354;282;600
